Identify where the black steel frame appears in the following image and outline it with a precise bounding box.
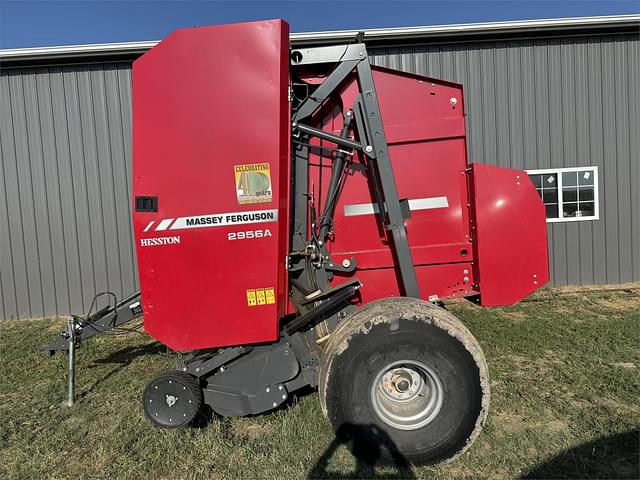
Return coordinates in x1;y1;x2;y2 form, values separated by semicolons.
290;42;420;299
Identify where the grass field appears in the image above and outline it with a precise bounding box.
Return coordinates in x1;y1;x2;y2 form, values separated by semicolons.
1;286;639;479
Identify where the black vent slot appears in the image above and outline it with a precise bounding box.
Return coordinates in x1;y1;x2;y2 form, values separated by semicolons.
135;196;158;212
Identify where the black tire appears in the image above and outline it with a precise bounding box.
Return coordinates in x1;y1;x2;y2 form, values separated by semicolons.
142;371;204;428
319;298;489;466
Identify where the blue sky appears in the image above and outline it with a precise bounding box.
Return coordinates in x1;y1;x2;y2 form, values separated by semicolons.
1;0;638;49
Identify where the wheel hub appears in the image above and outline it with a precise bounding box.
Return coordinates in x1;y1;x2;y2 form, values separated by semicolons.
372;360;443;431
143;374;199;428
382;368;424;401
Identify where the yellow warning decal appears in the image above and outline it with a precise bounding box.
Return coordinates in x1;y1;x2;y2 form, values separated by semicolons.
246;287;276;306
246;289;257;307
265;288;275;305
234;163;272;205
256;289;266;305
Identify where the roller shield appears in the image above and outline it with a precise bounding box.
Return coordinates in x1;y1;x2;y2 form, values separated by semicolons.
469;164;549;305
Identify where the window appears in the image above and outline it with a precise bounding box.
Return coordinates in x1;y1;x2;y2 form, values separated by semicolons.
526;167;599;222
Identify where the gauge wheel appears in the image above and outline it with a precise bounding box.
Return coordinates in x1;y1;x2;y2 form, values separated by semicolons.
142;371;203;428
319;297;490;465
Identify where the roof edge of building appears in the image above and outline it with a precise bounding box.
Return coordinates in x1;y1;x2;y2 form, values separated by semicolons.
1;14;638;64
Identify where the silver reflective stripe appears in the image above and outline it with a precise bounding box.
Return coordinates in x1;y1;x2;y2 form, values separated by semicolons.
343;196;449;217
408;196;449;211
155;218;174;231
344;203;380;216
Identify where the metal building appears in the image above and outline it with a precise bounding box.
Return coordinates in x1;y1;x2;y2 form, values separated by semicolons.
1;15;638;320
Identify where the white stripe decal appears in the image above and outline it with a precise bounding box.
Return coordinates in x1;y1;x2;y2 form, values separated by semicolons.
344;203;379;216
408;196;449;211
343;196;449;217
169;208;278;230
143;221;154;232
155;218;174;231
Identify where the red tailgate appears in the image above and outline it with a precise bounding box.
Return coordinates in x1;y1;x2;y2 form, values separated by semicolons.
470;163;549;305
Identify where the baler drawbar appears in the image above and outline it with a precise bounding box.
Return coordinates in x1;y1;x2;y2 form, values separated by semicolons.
43;19;548;465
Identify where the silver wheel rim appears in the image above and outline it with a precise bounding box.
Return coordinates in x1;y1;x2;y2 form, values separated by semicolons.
371;360;444;431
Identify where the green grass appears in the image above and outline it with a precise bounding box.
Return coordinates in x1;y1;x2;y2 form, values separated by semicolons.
1;287;639;479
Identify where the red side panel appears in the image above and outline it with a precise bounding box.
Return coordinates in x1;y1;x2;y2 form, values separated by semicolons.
302;66;548;306
470;164;549;305
305;67;476;301
132;20;290;351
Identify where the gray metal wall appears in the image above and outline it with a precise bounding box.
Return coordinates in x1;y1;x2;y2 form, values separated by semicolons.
1;32;638;320
0;63;136;320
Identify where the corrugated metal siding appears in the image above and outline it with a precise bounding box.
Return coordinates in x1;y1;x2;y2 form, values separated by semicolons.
0;63;136;319
0;32;638;320
370;33;639;287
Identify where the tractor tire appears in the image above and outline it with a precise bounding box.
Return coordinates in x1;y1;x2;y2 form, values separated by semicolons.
318;297;489;466
142;371;204;428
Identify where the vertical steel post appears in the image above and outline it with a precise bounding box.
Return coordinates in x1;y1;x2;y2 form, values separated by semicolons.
355;60;420;298
63;316;76;407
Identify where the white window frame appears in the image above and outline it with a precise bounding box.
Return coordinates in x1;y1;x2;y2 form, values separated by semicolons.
526;166;600;223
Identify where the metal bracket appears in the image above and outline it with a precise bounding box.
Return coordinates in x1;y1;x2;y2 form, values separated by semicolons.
290;44;367;66
286;280;361;335
325;257;357;274
41;291;144;354
182;347;250;378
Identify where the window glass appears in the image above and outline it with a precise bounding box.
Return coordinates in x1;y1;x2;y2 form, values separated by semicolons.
562;171;578;186
578;169;594;186
578;202;595;217
563;202;578;217
531;172;559;219
527;168;598;222
579;186;594;202
542;188;558;204
545;204;559;218
563;187;578;203
529;174;542;188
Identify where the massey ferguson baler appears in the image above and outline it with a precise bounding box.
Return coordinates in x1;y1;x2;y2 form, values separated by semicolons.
43;19;549;465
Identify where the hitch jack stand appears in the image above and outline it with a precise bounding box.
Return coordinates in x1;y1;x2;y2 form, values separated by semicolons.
62;316;76;407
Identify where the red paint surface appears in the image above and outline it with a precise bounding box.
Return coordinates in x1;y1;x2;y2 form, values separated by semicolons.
305;68;478;301
132;20;290;351
304;66;548;306
469;164;549;305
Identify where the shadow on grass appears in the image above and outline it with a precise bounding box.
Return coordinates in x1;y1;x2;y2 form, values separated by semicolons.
522;429;640;479
309;423;415;479
91;341;166;365
78;342;165;399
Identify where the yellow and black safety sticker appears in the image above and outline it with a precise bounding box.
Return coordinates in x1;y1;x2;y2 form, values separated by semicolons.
265;288;275;305
246;289;257;307
234;163;272;205
246;287;276;306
